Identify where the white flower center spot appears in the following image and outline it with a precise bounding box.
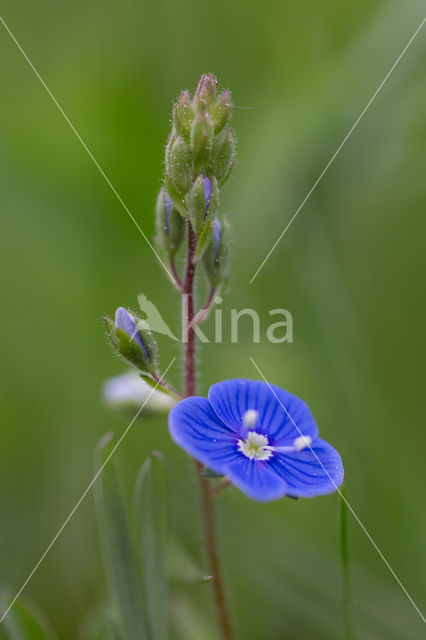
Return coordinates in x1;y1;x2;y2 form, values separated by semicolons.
238;431;273;461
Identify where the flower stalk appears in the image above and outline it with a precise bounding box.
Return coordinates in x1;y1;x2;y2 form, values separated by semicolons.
182;220;233;640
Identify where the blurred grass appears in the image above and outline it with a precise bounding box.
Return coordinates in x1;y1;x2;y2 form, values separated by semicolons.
0;0;425;638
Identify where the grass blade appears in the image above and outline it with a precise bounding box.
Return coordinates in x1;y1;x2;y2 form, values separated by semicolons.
0;591;57;640
94;433;146;640
134;452;168;640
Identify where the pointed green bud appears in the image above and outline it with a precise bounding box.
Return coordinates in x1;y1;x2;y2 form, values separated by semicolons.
193;74;217;111
155;187;185;257
212;90;232;133
203;218;231;288
185;175;218;235
173;91;194;140
105;308;157;373
190;112;214;175
208;128;236;186
166;135;192;196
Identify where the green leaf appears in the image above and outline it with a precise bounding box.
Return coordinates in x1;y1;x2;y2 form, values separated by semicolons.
134;453;168;640
0;591;57;640
94;433;147;640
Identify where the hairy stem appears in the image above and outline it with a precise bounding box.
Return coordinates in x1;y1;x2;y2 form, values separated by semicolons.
183;223;233;640
170;256;183;291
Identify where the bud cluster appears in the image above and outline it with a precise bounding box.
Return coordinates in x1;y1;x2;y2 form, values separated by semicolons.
107;75;236;374
156;74;235;289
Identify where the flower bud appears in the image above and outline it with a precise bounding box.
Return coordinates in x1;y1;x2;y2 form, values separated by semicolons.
166;135;193;195
203;218;231;288
208;128;236;186
106;307;157;373
173;91;194;139
193;73;217;111
155;187;185;257
185;175;218;235
190;112;214;175
212;90;232;133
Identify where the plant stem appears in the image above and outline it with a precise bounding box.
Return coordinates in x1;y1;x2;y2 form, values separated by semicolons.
183;223;233;640
193;286;216;325
170;256;183;290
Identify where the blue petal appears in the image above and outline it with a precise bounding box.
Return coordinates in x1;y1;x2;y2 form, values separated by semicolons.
224;457;288;502
115;307;148;357
169;396;239;474
268;438;344;498
208;379;318;444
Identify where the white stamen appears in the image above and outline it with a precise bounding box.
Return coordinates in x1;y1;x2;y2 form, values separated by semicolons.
293;435;312;451
242;409;259;428
237;431;273;461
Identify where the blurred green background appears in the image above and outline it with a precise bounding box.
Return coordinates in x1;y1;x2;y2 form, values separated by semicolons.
1;0;425;638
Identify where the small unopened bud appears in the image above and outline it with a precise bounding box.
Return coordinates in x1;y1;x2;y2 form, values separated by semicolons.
186;175;218;235
208;128;236;186
191;111;214;175
212;90;232;133
173;91;194;139
155;188;185;257
106;307;157;373
166;135;192;195
203;218;231;289
193;73;217;111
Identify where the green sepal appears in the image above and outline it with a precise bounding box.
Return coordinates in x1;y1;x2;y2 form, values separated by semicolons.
94;433;147;640
173;91;193;140
134;453;168;640
166;135;192;195
203;217;232;289
115;324;156;374
105;309;157;374
212;90;232;133
185;174;218;236
104;316;118;349
190;112;214;175
164;173;188;217
208;128;236;185
193;220;214;263
192;74;217;112
155;187;185;258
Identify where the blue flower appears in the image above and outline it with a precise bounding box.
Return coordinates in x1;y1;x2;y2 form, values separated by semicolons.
169;379;344;502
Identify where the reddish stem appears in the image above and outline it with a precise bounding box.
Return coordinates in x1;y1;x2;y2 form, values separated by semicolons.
183;225;197;397
182;222;233;640
170;256;183;290
193;286;215;325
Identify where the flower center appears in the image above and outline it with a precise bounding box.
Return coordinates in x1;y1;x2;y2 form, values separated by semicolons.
237;431;273;461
